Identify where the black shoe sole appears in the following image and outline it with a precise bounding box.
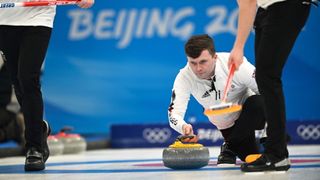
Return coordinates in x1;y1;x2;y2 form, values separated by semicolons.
217;159;236;167
25;163;45;171
241;165;291;172
217;163;236;167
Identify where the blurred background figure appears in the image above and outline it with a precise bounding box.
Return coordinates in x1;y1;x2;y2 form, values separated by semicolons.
0;52;25;146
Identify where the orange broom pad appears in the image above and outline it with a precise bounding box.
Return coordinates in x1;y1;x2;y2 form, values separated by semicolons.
204;104;242;116
245;154;262;163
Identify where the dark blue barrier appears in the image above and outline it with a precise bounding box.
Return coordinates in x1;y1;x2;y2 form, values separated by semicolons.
111;121;320;148
287;121;320;145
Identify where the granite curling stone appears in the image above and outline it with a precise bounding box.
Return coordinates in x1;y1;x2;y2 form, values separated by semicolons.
162;135;210;169
47;135;64;156
55;127;87;154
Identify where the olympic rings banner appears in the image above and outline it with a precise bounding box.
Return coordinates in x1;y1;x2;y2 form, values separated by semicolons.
42;1;320;136
111;121;320;148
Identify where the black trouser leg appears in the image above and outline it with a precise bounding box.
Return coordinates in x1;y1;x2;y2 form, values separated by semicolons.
0;67;13;128
0;25;52;151
0;44;13;110
254;1;310;159
221;95;266;161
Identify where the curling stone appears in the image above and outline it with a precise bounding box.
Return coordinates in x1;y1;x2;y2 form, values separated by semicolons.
55;127;87;154
47;135;64;156
162;135;210;169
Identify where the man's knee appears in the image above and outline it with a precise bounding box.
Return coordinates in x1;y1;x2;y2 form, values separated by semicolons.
244;95;266;129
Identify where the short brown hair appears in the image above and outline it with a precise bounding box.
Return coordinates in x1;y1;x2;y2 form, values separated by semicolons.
184;34;216;58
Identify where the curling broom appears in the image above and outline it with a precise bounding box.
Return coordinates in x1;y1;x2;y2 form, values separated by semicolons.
0;0;79;8
204;64;242;116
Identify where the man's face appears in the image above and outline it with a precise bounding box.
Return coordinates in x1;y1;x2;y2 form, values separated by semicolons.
187;50;216;79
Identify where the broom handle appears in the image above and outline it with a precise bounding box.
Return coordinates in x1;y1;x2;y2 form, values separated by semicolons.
0;0;80;8
221;64;235;103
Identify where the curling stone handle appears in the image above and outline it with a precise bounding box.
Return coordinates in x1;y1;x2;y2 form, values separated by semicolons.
60;126;74;133
177;135;198;143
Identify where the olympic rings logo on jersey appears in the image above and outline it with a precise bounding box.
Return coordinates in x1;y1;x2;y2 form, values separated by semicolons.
143;128;172;143
296;124;320;140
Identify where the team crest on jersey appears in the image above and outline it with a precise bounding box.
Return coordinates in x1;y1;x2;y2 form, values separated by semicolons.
169;115;178;125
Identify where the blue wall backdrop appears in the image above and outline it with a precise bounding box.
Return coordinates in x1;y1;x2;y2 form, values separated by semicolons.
42;1;320;136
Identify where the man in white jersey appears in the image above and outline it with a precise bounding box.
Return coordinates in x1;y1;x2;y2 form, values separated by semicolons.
0;0;94;171
168;34;266;166
229;0;315;172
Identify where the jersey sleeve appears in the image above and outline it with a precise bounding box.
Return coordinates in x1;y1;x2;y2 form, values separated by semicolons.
236;57;259;94
168;72;192;134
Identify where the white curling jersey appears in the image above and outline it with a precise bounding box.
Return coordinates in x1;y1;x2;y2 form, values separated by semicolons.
0;0;56;27
257;0;287;9
168;52;259;134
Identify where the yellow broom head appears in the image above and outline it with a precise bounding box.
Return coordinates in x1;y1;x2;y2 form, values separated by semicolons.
204;104;242;116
